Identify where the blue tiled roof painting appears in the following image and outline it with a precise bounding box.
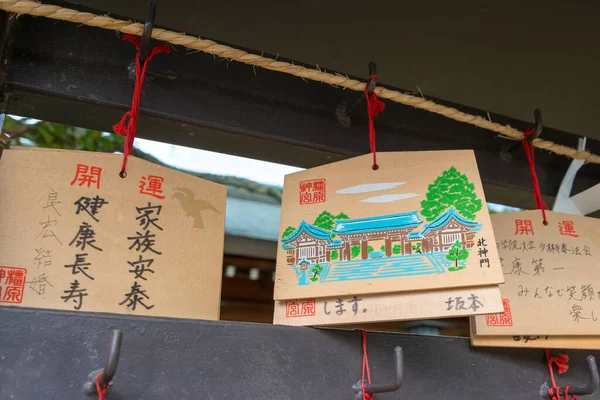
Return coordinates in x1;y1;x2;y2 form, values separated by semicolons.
333;211;422;235
421;207;481;236
282;220;333;244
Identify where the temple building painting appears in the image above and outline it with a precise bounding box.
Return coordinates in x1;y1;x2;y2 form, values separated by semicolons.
282;221;336;266
281;207;482;282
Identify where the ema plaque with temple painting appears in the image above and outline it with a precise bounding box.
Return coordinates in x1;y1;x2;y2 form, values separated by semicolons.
0;148;226;320
274;151;505;300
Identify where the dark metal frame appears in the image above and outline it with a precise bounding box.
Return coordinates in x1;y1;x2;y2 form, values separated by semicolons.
1;308;600;399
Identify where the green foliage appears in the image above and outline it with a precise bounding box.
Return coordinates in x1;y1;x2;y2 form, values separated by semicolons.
412;242;422;254
6;116;126;152
335;212;350;220
309;264;324;282
420;166;483;222
312;210;350;239
392;244;402;255
330;250;339;260
312;211;336;231
446;240;469;271
380;245;385;251
312;210;350;231
351;245;361;259
368;245;374;254
282;226;296;239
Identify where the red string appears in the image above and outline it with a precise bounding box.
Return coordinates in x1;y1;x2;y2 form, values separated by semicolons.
361;330;373;400
364;75;385;169
545;349;579;400
113;34;170;175
95;372;109;400
522;128;548;223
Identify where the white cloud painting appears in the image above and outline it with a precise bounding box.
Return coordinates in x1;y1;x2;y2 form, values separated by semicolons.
361;193;419;203
336;182;405;194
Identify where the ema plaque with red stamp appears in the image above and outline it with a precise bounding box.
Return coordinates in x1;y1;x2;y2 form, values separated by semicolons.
299;179;326;205
485;298;513;327
285;298;316;317
0;266;26;304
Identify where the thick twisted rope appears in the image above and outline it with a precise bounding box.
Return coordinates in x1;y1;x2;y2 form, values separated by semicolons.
1;0;598;164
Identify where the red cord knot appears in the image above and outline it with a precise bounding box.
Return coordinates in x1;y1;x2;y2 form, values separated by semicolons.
95;372;109;400
361;330;373;400
364;75;385;169
113;34;170;176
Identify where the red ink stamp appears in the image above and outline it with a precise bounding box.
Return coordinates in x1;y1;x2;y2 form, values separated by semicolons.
485;298;513;326
70;164;102;189
299;179;326;205
286;298;316;317
0;266;27;304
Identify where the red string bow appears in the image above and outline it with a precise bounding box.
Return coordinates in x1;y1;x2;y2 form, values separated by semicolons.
364;75;385;169
545;349;579;400
113;34;170;176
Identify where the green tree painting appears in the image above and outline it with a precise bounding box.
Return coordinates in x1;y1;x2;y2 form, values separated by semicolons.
446;240;469;271
412;242;422;254
309;264;324;282
392;244;401;255
351;245;361;259
312;211;350;238
330;250;339;260
282;226;296;239
420;166;483;222
380;245;385;251
368;245;374;254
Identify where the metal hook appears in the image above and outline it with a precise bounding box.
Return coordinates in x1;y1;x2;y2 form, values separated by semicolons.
83;329;123;396
335;61;379;127
367;61;377;94
501;108;543;161
547;356;600;398
138;2;156;62
354;346;403;396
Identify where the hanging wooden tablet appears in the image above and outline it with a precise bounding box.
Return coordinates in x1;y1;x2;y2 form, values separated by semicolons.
0;148;226;320
472;210;600;336
274;150;504;300
471;335;600;350
273;284;503;326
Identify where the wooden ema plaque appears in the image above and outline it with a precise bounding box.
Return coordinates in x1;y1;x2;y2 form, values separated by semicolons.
473;211;600;336
470;316;600;350
0;149;226;320
273;285;503;326
273;151;504;301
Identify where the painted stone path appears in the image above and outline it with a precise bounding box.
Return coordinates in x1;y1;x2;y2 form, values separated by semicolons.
317;252;462;283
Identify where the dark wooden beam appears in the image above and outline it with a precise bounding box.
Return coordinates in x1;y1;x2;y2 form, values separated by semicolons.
3;15;599;211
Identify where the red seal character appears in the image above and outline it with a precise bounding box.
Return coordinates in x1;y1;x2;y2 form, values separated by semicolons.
286;298;316;317
0;266;26;304
485;298;513;326
299;179;326;205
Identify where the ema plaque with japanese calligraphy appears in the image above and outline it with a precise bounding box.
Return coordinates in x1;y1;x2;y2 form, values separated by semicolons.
0;149;226;320
473;211;600;336
273;151;504;301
